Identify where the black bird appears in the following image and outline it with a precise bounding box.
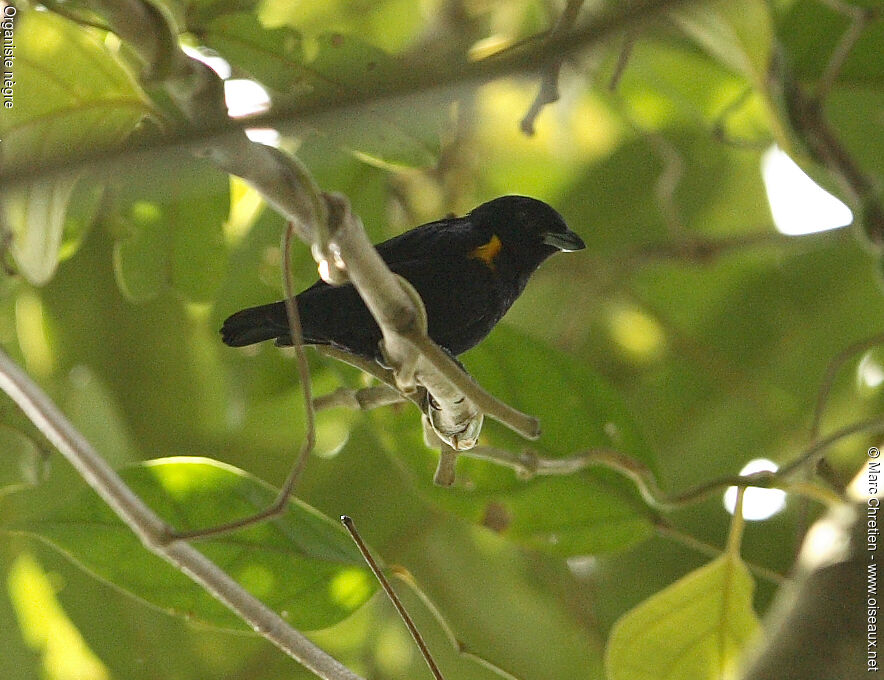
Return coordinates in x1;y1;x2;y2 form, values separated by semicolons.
221;195;585;360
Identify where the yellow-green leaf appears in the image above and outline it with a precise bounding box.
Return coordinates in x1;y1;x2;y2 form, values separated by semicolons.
0;10;149;284
2;457;375;630
606;555;761;680
672;0;774;87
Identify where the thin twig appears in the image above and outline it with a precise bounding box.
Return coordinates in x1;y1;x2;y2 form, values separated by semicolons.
391;566;523;680
624;227;846;266
710;87;772;150
317;346;405;392
1;0;701;188
313;385;406;412
169;221;318;540
341;516;446;680
520;0;585;135
607;28;637;91
795;332;884;550
779;416;884;477
815;2;878;103
810;332;884;441
0;349;364;680
464;416;878;511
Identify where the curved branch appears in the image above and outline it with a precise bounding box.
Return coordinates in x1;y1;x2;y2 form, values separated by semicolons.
168;221;318;541
2;0;700;187
465;416;880;510
84;0;540;450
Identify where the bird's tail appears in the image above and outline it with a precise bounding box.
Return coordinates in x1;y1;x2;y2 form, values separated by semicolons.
220;301;291;347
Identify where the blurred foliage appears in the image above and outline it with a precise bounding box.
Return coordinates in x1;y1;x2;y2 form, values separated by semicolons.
1;1;882;679
606;552;760;680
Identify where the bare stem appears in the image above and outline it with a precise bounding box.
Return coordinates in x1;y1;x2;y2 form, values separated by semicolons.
520;0;586;135
465;416;878;511
313;385;406;412
341;516;446;680
391;566;524;680
0;349;363;680
811;332;884;441
169;221;318;541
815;3;878;103
608;28;637;91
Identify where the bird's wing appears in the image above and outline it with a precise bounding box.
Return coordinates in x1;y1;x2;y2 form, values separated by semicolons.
297;218;473;298
374;217;482;265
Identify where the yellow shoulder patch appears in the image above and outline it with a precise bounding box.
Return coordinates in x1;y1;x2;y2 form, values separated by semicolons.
468;234;502;270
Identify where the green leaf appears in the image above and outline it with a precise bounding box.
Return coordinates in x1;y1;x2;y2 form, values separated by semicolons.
465;327;653;463
606;555;760;680
672;0;774;86
200;13;306;92
305;33;443;168
0;11;149;285
201;15;442;167
2;177;79;286
2;458;375;630
113;165;229;302
372;325;656;555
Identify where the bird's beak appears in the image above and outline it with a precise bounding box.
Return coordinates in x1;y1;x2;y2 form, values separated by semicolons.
542;229;586;252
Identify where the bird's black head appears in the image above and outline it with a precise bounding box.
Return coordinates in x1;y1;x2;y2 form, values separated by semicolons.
468;196;585;282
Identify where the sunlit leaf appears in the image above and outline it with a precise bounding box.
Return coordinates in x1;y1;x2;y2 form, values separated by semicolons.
2;458;375;630
0;11;148;285
201;14;443;167
606;555;760;680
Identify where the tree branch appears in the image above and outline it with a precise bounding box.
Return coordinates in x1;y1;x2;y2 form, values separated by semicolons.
777;6;884;247
0;349;364;680
168;221;319;541
313;384;406;412
520;0;586;136
4;0;701;186
80;0;540;453
464;415;881;510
